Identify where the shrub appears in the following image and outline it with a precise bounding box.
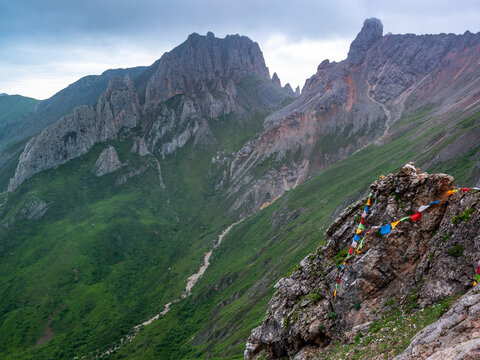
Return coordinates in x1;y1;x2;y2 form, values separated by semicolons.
442;233;451;243
334;248;349;267
328;311;337;320
353;302;361;310
447;244;464;257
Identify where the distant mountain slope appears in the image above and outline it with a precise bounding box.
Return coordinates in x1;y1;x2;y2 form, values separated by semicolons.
0;67;147;151
224;18;480;215
0;94;39;126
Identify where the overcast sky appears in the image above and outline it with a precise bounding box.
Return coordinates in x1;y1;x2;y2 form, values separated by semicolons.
2;0;480;100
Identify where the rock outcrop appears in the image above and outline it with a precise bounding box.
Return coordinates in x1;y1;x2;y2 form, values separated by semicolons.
394;287;480;359
94;146;123;176
294;86;301;97
8;75;143;191
245;165;480;359
272;73;281;87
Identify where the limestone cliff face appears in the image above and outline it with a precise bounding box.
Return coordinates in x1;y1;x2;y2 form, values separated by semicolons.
245;166;480;359
8;75;143;191
226;18;480;216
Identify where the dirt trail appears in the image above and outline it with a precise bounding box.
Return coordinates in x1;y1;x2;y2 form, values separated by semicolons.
91;218;244;359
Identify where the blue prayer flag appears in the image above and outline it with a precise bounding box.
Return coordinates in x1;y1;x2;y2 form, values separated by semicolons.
428;200;440;206
365;205;370;213
380;224;392;235
353;234;360;241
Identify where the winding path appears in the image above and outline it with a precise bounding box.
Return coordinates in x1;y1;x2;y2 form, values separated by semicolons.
90;218;244;359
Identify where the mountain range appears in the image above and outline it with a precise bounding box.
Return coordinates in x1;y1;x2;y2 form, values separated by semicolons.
0;18;479;359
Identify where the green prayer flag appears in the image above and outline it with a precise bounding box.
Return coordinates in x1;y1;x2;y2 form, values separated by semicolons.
400;216;410;221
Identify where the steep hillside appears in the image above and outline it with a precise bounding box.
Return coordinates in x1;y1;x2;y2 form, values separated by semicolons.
224;18;480;215
246;165;479;359
0;94;39;127
108;100;479;359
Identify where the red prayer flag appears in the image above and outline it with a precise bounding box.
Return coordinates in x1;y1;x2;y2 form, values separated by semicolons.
477;266;480;275
410;212;421;221
360;217;366;225
337;277;341;284
348;246;354;255
462;188;471;192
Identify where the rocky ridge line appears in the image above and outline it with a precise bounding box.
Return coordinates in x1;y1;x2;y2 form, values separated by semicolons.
8;75;143;191
224;18;480;216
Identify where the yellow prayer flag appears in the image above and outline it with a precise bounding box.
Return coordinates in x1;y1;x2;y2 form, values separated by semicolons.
334;289;337;297
446;189;457;197
356;228;362;234
474;281;477;286
391;220;401;229
367;198;371;206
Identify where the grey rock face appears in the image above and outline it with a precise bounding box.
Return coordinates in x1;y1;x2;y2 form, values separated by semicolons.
94;146;123;176
394;287;480;360
245;167;480;359
347;18;383;65
272;73;281;87
8;75;143;191
227;19;480;217
295;86;301;97
145;32;270;117
283;83;294;96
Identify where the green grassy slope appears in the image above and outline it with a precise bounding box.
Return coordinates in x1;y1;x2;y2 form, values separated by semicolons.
0;95;39;126
0;86;276;359
111;103;480;359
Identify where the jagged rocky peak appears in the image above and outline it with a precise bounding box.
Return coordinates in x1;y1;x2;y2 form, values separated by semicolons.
245;165;480;359
347;17;383;64
294;86;300;97
8;75;142;192
144;32;270;110
272;72;281;87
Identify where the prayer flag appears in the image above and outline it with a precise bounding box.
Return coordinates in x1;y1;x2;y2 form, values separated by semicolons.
400;216;410;221
391;220;401;229
338;277;341;284
418;205;430;212
410;212;421;221
446;189;457;197
429;201;440;206
354;234;360;242
348;246;354;255
462;188;471;192
380;224;392;235
339;264;344;269
356;228;362;234
365;205;370;213
360;217;366;225
358;223;365;230
351;240;358;248
334;289;337;297
362;210;367;218
367;198;371;206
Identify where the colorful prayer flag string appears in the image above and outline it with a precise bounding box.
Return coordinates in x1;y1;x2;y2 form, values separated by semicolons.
332;183;477;298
